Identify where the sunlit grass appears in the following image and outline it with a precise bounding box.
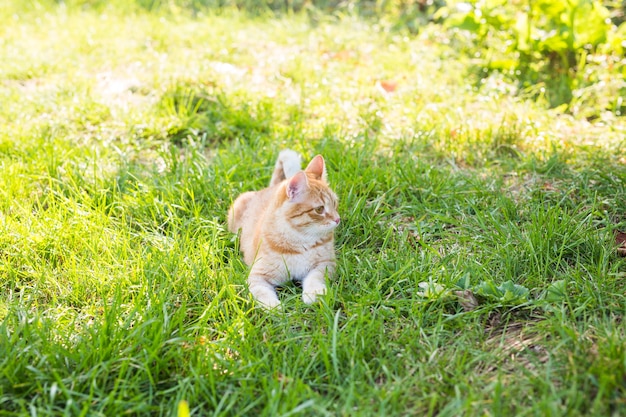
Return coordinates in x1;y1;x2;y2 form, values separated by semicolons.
1;2;625;416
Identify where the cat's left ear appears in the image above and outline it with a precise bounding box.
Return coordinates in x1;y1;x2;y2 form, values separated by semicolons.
305;155;327;182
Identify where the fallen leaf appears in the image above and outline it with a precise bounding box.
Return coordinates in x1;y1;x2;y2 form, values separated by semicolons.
377;80;397;93
455;289;479;311
331;50;352;61
616;231;626;257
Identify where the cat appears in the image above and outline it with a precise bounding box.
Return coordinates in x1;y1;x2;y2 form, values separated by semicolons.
228;150;340;309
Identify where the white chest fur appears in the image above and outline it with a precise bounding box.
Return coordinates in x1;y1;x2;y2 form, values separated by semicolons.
251;242;334;286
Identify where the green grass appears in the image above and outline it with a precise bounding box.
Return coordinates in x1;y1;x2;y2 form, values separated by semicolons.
1;2;626;416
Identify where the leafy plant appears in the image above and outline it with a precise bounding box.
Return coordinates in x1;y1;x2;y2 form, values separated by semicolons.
416;278;532;309
475;279;530;305
436;0;625;111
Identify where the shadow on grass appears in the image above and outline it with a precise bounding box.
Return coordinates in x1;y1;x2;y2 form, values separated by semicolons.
147;82;274;146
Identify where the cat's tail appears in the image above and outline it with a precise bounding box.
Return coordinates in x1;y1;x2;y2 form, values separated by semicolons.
270;149;302;186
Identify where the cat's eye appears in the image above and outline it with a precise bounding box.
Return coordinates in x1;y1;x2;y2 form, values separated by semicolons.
314;205;325;214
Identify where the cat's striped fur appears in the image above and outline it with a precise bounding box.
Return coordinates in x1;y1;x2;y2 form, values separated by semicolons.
228;150;340;308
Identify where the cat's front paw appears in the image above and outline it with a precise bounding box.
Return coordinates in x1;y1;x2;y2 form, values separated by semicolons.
256;295;281;310
249;282;281;309
302;283;326;305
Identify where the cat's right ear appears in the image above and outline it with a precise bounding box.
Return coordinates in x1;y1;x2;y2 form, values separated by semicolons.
286;171;309;202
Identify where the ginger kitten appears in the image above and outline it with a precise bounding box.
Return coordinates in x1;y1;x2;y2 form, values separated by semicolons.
228;150;340;308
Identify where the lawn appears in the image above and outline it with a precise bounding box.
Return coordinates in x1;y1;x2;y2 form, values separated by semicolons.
1;1;626;416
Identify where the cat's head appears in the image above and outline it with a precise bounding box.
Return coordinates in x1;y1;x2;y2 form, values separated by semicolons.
279;155;340;236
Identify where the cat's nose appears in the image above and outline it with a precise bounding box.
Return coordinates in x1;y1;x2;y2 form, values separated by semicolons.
334;217;340;225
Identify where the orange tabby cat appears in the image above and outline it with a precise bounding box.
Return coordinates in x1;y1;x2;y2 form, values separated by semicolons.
228;150;340;308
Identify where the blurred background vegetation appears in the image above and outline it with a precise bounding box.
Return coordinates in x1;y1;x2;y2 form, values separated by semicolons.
12;0;626;118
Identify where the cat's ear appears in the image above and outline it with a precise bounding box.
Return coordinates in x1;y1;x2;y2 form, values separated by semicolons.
305;155;327;182
286;171;309;201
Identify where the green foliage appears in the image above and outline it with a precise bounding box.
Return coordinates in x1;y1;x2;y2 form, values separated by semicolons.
13;0;442;17
437;0;626;112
